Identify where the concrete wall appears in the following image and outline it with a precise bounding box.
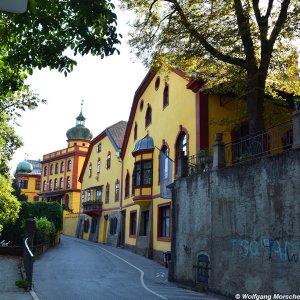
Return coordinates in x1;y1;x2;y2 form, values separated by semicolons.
171;149;300;296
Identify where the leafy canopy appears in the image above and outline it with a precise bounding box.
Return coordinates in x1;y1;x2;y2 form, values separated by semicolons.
121;0;300;133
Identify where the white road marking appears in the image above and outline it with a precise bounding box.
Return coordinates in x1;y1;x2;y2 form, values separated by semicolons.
98;245;167;300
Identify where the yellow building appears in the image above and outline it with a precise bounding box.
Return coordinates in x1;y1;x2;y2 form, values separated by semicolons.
119;68;292;262
15;159;41;202
120;69;200;261
40;108;92;236
77;121;127;244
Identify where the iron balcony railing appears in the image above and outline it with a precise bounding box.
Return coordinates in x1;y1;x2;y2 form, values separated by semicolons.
82;201;103;211
188;149;213;176
224;120;293;166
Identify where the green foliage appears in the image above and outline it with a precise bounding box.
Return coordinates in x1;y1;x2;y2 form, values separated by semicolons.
0;0;120;75
0;174;20;235
16;279;29;289
34;217;56;245
11;178;27;202
1;201;62;246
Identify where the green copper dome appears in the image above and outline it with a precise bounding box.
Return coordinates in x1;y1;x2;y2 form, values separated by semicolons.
66;109;93;141
16;160;33;174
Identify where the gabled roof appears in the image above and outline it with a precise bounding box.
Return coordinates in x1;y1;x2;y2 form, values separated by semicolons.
79;120;127;183
120;67;191;159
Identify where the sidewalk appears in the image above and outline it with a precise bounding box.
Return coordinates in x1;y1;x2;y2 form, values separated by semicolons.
0;255;33;300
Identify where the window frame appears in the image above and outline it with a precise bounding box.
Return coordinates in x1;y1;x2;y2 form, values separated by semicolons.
106;152;111;169
157;203;171;241
145;105;152;128
125;172;130;198
163;84;169;108
105;183;110;203
129;210;137;237
134;160;153;187
115;180;120;202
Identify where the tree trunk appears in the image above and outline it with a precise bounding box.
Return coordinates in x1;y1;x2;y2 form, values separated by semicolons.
246;69;267;136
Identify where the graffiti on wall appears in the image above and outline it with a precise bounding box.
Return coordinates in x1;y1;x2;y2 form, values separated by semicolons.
230;239;300;262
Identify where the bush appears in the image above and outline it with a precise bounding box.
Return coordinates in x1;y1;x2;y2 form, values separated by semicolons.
34;217;56;245
1;202;62;246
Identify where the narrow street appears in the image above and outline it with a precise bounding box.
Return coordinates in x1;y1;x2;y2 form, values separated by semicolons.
33;235;223;300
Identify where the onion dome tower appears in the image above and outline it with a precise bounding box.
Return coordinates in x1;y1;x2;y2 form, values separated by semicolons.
16;159;33;174
66;101;93;147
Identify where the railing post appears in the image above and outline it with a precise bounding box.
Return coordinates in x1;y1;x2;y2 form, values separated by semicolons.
212;133;225;170
292;110;300;149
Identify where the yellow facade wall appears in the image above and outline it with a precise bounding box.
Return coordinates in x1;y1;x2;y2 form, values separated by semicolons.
19;175;40;202
63;213;79;237
81;133;122;243
122;70;197;253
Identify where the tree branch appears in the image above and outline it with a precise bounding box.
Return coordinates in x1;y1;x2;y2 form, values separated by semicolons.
166;0;246;67
233;0;256;66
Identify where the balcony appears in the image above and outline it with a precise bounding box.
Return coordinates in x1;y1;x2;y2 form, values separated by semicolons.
82;201;103;216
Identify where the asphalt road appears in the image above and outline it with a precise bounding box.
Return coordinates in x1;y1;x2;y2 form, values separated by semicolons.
33;235;224;300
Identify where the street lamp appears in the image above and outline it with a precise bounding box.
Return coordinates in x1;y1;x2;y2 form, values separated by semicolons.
0;0;28;13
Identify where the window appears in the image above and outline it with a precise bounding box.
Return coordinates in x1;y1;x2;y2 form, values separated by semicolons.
158;204;171;239
50;164;53;175
129;211;137;236
43;180;47;191
54;178;58;190
134;123;138;141
140;99;144;111
155;76;160;90
81;192;85;203
35;180;40;190
87;190;91;201
96;188;102;201
60;162;65;173
161;146;169;180
97;143;102;153
67;160;72;171
59;177;63;189
49;179;53;191
67;176;71;188
175;131;188;174
105;183;110;203
97;158;101;173
44;166;48;176
64;195;69;208
134;160;153;186
163;84;169;108
109;217;118;235
139;210;149;236
84;219;89;233
55;163;59;174
18;180;28;189
115;180;120;202
89;163;92;177
106;152;111;169
145;105;152;128
125;172;130;198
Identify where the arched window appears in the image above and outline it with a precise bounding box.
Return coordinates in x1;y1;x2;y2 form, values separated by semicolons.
50;164;53;175
175;131;188;175
115;180;120;202
134;123;138;141
160;145;170;181
67;176;71;188
163;84;169;108
44;166;48;176
43;180;47;192
67;160;72;171
125;172;130;198
59;177;63;189
97;143;102;153
49;179;53;191
54;178;58;190
55;163;59;174
145;105;152;128
97;158;101;173
105;183;110;203
88;163;92;177
60;161;65;173
106;152;111;169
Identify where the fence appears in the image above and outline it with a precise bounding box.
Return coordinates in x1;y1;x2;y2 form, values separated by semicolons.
23;237;34;289
187;149;213;176
224;121;292;166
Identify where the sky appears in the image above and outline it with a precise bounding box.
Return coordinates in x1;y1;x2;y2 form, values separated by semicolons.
10;3;147;173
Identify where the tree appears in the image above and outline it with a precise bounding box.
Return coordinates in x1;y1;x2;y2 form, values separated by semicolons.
0;174;20;235
121;0;300;135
